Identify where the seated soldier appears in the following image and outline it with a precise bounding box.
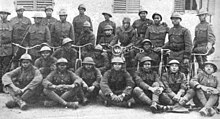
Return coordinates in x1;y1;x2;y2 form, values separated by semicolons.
190;61;219;117
161;60;195;111
34;46;57;78
75;57;102;104
133;56;164;113
42;58;83;109
97;25;115;47
99;57;135;107
2;54;43;110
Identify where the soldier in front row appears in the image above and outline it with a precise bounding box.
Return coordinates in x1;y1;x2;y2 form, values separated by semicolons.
2;54;43;110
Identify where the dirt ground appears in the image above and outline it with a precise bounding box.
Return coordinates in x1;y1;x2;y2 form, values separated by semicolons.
0;72;220;119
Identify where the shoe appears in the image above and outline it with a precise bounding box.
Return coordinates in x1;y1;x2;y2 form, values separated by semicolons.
150;102;158;113
81;97;89;106
65;102;79;109
207;108;215;117
199;107;208;116
216;107;220;114
18;101;28;110
127;98;135;108
104;100;110;107
44;100;58;107
5;100;18;108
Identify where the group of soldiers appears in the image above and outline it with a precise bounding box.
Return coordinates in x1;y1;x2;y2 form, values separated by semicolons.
0;3;219;117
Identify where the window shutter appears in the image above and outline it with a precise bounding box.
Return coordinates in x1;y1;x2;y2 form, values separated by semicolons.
14;0;54;11
127;0;140;13
113;0;126;13
208;0;215;15
174;0;185;13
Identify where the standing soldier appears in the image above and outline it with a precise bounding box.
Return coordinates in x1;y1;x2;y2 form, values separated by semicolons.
145;13;169;52
10;6;31;69
41;6;58;31
2;54;43;110
192;9;215;68
25;13;51;61
51;8;74;47
163;12;192;74
0;9;13;92
132;9;153;46
73;4;93;43
96;12;116;44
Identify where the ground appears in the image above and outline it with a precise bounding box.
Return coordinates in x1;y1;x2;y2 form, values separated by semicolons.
0;72;220;119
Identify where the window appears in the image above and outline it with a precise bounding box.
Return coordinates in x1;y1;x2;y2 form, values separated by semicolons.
174;0;215;15
113;0;140;13
14;0;54;11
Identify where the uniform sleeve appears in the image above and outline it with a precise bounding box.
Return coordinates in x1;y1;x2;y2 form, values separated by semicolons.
123;71;135;95
161;74;176;98
24;68;43;90
113;22;116;35
100;70;113;95
134;72;150;91
98;54;110;72
42;71;55;88
92;68;102;88
96;23;102;44
145;26;150;39
183;29;192;59
34;58;41;69
207;24;215;45
69;24;75;43
89;17;93;31
189;73;201;89
177;73;187;96
44;26;51;45
154;72;164;88
70;72;83;85
2;68;20;87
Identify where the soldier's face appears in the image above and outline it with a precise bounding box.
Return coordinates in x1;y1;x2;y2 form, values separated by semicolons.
57;63;67;71
143;61;151;70
139;12;147;19
41;51;51;59
171;18;181;25
153;15;161;25
104;29;113;35
143;42;151;50
16;10;24;16
104;15;110;20
34;18;42;24
0;13;8;20
84;64;93;70
170;64;179;73
45;10;53;17
123;22;130;29
78;8;85;14
59;15;67;21
21;59;31;68
113;63;122;70
198;14;206;22
204;64;214;74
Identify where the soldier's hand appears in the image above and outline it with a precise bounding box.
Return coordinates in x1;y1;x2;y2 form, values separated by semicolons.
200;85;209;92
14;87;22;95
111;94;118;101
87;86;95;92
148;87;158;94
82;81;88;89
118;93;125;102
183;58;189;64
206;42;212;51
154;47;162;52
161;22;168;27
173;94;181;102
56;85;65;90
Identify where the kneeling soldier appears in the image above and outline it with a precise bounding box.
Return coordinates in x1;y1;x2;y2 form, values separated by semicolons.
2;54;43;110
99;57;135;107
42;58;83;109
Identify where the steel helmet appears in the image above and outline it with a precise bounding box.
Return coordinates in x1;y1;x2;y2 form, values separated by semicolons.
16;6;25;11
32;12;44;18
138;9;148;15
104;25;113;30
39;46;52;53
59;9;67;15
45;6;53;12
0;8;11;15
83;21;91;27
62;38;73;45
197;9;209;16
111;57;124;64
20;53;32;61
122;17;131;23
102;12;112;17
95;44;103;51
170;12;182;21
78;4;86;11
140;56;153;63
152;12;162;20
203;61;218;72
142;39;152;46
82;57;95;65
56;58;68;65
168;60;180;65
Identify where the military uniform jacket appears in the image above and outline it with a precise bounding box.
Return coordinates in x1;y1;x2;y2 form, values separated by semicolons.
110;26;136;46
194;21;215;47
98;34;114;45
163;25;192;60
132;18;153;37
134;68;164;91
97;20;116;42
41;17;58;31
52;47;77;69
75;66;102;88
76;31;95;46
10;16;31;43
51;21;75;47
100;69;134;95
161;71;187;98
190;71;220;91
2;65;43;90
42;69;83;88
145;23;169;47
